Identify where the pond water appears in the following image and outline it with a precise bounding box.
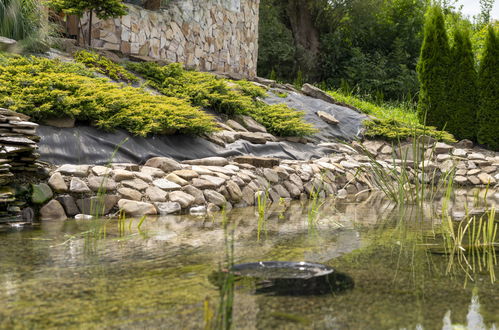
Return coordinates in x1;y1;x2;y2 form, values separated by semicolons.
0;192;498;329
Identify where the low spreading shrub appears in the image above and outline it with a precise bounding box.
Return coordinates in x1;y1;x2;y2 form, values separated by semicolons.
0;54;216;136
127;62;316;136
74;50;138;83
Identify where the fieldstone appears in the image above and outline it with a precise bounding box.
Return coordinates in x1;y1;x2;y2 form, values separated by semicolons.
31;183;53;204
238;132;268;144
283;181;301;198
455;176;468;185
40;200;67;221
204;189;227;207
199;175;226;188
192;178;218;189
468;176;480;185
57;164;89;177
70;178;91;193
226;180;243;201
92;166;113;176
452;149;467;157
140;166;165;177
268;189;281;203
76;195;119;215
274;184;291;198
226;119;248;132
380;145;393;154
87;176;117;192
134;172;153;183
482;166;497;174
112;163;139;171
118;199;157;216
166;173;189;186
169;191;195;208
153;179;181;191
289;174;303;190
57;195;80;217
340;160;360;169
456;169;467;176
455;139;473;149
113;169;135;181
145;157;182;172
436;154;451;162
274;166;290;180
172;169;199;180
218;185;231;200
183;157;229;166
242;186;255;206
478;173;496;185
207;203;221;213
237;115;267;133
231;175;246;187
225;165;240;172
145;186;167;202
154;202;181;215
233;156;280;168
263;168;279;183
467;169;481;176
301;83;337;104
189;205;207;215
214;130;241;143
118;187;142;201
468;153;486;161
0;36;17;51
191;166;214;175
121;178;149;191
337;189;348;199
317;111;339;125
182;185;206;204
48;172;68;193
434;142;453;154
254;191;268;206
439;160;454;173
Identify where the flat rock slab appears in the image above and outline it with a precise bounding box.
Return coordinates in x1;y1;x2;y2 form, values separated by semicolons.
118;199;157;216
183;157;229;167
317;111;339;125
233;156;280;168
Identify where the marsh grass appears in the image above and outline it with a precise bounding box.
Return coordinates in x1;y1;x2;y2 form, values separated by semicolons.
256;190;269;242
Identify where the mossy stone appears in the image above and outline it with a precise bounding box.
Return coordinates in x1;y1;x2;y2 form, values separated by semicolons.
31;183;53;204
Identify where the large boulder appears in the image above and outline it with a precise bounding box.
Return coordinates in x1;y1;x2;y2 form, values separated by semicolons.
48;173;68;193
40;200;67;221
118;199;157;216
77;195;119;216
31;183;53;204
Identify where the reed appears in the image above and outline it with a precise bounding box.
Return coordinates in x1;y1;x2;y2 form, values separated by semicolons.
256;190;269;241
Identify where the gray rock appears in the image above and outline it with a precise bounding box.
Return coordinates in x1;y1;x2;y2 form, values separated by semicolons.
452;149;467;157
145;157;182;172
268;189;281;203
140;166;165;178
70;178;91;193
226;180;243;201
118;199;157;216
87;176;117;192
455;139;473;149
118;188;142;201
169;191;195;208
283;181;301;198
166;173;188;186
274;184;291;198
172;169;199;180
91;166;113;176
233;156;279;168
153;179;181;191
192;178;218;189
182;185;206;204
204;189;227;207
77;195;119;216
380;145;393;154
0;36;17;51
213;130;241;143
121;178;149;191
237;115;267;133
337;189;348;199
238;132;268;144
57;164;89;177
155;202;181;215
183;157;229;166
57;195;80;217
189;205;207;215
263;168;279;183
31;183;53;204
468;153;486;161
40;200;67;221
113;169;135;181
301;83;337;104
48;172;68;193
134;172;153;183
231;175;246;187
242;186;255;206
468;176;480;185
434;142;453;154
455;176;468;185
145;186;167;202
317;111;339;125
478;173;496;185
226;119;248;132
289;173;303;190
199;175;226;188
207;203;221;213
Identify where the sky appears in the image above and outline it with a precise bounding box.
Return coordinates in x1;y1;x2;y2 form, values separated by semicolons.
456;0;499;20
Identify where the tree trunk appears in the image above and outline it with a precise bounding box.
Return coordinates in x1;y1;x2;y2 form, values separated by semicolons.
87;9;93;47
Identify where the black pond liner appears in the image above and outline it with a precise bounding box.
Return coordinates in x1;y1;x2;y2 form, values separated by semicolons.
229;261;354;296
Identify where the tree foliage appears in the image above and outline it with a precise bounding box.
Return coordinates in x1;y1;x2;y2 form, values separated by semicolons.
45;0;127;19
416;6;450;130
446;27;478;140
477;26;499;150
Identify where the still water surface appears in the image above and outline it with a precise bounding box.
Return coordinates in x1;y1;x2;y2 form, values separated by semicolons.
0;193;497;329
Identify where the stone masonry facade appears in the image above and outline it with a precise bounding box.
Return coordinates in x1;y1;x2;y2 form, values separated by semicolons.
82;0;260;77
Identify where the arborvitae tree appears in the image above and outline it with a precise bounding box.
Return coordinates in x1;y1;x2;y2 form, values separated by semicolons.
417;6;450;130
477;26;499;150
446;27;478;141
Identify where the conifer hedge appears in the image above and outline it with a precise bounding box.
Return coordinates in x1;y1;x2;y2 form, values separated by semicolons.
477;27;499;150
417;6;450;130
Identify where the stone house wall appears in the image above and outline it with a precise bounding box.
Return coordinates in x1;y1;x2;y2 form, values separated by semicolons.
82;0;260;77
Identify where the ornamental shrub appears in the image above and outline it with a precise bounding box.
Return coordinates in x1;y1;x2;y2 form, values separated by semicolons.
74;50;138;83
417;6;451;130
446;27;478;141
477;26;499;150
127;62;316;137
0;54;216;136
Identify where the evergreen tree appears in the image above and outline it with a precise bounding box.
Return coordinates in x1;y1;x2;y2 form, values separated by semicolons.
477;26;499;150
416;6;450;129
446;27;478;141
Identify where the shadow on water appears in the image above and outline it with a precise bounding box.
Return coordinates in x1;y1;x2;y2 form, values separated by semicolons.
0;188;498;329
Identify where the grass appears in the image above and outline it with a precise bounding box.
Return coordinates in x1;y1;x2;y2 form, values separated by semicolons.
256;190;269;241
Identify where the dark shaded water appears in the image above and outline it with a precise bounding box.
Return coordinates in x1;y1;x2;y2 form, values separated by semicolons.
0;193;497;329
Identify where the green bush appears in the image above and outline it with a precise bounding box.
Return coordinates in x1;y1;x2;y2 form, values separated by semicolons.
417;6;451;130
0;54;216;136
364;119;455;143
74;50;138;83
477;26;499;150
446;27;478;141
127;62;316;137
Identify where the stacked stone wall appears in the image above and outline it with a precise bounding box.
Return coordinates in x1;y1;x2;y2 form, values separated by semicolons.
82;0;259;77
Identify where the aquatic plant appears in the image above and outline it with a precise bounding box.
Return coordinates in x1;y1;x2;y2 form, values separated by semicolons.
256;190;269;241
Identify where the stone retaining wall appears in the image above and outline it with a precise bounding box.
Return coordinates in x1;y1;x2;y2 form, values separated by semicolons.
33;140;499;221
82;0;260;77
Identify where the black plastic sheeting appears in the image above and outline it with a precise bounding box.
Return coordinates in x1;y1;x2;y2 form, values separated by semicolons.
265;91;368;142
37;91;367;165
